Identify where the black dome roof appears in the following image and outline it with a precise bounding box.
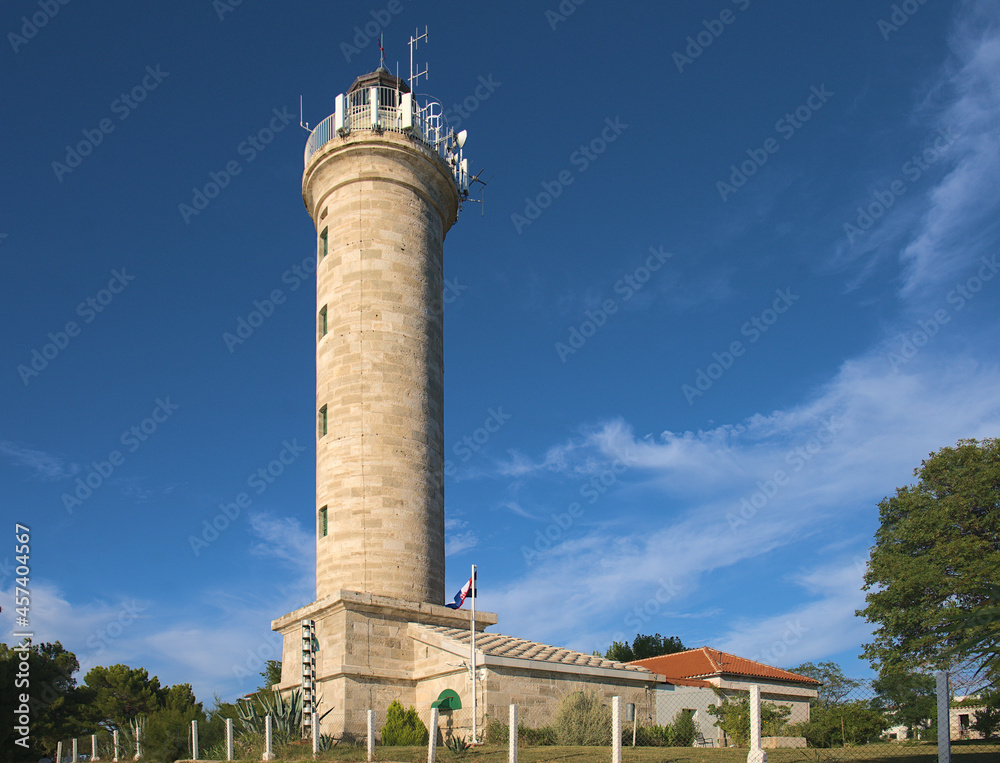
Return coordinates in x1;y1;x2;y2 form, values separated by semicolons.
347;67;410;94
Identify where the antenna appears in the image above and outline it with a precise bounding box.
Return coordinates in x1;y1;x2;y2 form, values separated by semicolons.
299;95;310;132
464;170;492;216
408;26;429;92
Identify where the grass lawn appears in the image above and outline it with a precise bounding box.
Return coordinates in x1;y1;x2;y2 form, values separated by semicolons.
249;739;1000;763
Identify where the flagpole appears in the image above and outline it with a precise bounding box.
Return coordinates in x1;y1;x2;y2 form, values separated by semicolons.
470;563;477;744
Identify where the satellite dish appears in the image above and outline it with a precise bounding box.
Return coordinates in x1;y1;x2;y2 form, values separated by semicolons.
456;130;468;149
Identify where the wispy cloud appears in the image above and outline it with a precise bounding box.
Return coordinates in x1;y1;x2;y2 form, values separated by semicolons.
0;439;79;481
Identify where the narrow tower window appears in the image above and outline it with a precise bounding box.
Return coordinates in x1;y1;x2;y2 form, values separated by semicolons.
319;228;328;260
318;305;328;338
318;405;327;437
319;506;328;537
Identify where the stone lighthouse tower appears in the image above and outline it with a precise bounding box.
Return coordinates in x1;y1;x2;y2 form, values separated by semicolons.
272;61;497;735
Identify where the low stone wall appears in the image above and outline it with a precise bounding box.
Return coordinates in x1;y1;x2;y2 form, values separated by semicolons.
762;736;806;748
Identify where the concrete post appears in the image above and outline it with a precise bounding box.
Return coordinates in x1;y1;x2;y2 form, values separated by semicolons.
72;737;78;762
112;729;119;762
191;719;199;761
262;714;275;761
56;741;62;763
312;710;320;757
509;704;518;763
225;718;234;761
612;696;622;763
428;708;439;763
367;709;375;762
91;733;100;761
937;671;951;763
747;685;767;763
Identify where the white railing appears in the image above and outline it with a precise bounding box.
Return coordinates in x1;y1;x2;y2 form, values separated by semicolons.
304;87;463;191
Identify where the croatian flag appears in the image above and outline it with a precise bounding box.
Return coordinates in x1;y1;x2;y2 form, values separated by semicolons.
445;575;475;609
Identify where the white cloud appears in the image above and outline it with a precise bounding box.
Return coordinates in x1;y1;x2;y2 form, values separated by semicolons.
0;439;79;481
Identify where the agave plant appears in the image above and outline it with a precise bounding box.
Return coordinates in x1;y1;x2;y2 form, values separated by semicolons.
236;689;304;744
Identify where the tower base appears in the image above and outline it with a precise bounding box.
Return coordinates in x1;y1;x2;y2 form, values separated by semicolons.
272;590;498;737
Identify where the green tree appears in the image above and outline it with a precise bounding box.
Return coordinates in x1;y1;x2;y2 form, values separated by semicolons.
857;439;1000;676
0;641;93;758
257;659;282;693
970;688;1000;739
872;670;936;739
603;633;685;662
84;664;165;731
380;699;428;745
792;700;889;747
788;661;861;706
707;692;791;747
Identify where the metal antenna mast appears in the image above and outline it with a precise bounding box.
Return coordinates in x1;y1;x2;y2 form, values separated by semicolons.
408;26;428;92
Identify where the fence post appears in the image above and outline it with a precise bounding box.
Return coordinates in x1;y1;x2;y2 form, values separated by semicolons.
225;718;234;761
72;737;78;762
428;707;439;763
747;685;767;763
312;709;320;758
367;709;375;762
192;719;199;761
937;671;951;763
612;696;622;763
112;729;119;762
91;733;100;761
262;714;276;761
57;741;63;763
509;704;518;763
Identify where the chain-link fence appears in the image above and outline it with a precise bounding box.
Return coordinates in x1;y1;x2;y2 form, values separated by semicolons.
45;669;998;761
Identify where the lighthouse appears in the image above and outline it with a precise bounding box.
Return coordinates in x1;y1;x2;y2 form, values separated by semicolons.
273;50;655;741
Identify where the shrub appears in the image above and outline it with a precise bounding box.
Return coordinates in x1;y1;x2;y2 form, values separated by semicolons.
381;699;429;746
671;709;698;747
708;693;791;747
482;719;555;746
553;691;611;746
792;701;889;748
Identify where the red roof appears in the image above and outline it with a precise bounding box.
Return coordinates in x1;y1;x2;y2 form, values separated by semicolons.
630;647;820;685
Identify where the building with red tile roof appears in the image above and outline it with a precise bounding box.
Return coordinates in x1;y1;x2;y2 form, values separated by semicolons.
631;647;820;747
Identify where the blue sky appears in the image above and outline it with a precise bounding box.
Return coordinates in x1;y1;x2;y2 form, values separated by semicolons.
2;0;999;703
